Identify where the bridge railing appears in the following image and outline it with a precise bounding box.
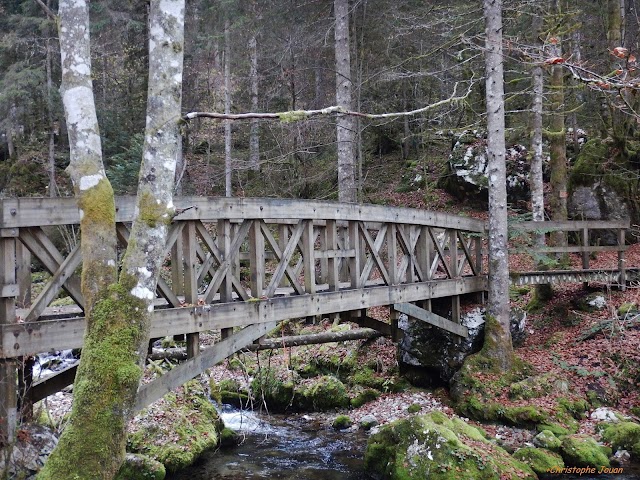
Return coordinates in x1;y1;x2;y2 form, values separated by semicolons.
508;219;629;287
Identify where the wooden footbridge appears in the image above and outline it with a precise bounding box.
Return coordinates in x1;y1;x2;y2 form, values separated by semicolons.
0;196;632;440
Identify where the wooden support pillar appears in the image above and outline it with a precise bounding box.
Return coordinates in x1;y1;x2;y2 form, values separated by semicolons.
171;230;185;342
219;219;233;339
302;220;316;323
277;224;289;287
250;220;265;297
474;235;485;304
183;221;199;358
15;239;31;308
318;225;328;285
618;228;626;291
386;224;398;285
449;230;460;323
326;220;339;292
389;305;400;342
0;234;18;442
582;228;590;289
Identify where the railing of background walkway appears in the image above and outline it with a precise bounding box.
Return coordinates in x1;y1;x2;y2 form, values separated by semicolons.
508;220;629;288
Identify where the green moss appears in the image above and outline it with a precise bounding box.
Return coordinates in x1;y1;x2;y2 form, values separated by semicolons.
351;388;380;408
513;447;564;475
138;191;172;228
534;430;562;451
219;428;240;448
558;398;589;419
537;423;571;437
332;415;353;430
277;110;308;123
407;403;422;414
251;370;294;412
502;406;549;426
297;375;350;411
364;412;536;480
78;177;116;228
351;368;386;390
115;453;166;480
618;302;637;316
127;381;220;472
600;421;640;457
560;434;611;468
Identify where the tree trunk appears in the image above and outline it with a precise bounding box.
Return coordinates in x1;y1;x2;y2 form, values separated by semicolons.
224;17;232;197
482;0;513;371
46;0;56;197
531;66;544;230
249;29;259;171
548;39;568;248
38;0;184;478
334;0;356;203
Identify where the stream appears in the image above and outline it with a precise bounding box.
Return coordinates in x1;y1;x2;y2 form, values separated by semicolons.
166;405;371;480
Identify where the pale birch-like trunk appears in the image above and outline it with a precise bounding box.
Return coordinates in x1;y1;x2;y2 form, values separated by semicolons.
224;17;232;197
334;0;356;203
482;0;513;370
38;1;184;478
531;66;544;229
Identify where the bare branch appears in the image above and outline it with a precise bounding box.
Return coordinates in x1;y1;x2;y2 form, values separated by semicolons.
34;0;56;19
184;80;474;123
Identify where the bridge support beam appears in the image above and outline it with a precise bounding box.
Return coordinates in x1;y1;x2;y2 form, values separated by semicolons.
0;233;17;443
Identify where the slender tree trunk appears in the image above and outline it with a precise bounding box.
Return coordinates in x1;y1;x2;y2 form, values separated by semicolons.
224;17;232;197
482;0;513;371
249;30;259;171
334;0;355;203
531;66;544;229
45;6;56;197
38;0;184;478
548;37;568;248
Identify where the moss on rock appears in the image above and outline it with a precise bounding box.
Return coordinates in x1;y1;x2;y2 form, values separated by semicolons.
364;412;536;480
533;430;562;451
351;388;380;408
513;447;564;475
115;453;166;480
560;434;611;468
127;381;221;472
332;415;353;430
251;370;294;412
297;375;350;411
600;421;640;458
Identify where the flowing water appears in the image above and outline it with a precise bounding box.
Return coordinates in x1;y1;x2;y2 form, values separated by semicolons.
167;405;371;480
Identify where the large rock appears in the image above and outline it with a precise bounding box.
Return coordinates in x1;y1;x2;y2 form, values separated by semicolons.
364;411;536;480
568;184;630;245
398;307;527;384
441;130;530;205
0;424;57;478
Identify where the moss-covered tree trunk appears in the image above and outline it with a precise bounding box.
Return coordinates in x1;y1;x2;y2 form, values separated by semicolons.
482;0;514;371
37;1;184;479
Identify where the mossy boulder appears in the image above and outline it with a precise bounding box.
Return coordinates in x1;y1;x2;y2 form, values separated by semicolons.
364;411;536;480
600;422;640;457
211;378;250;408
127;381;221;472
533;430;562;451
251;370;294;412
332;415;353;430
513;447;564;475
297;375;350;411
351;388;380;408
560;434;611;468
115;453;166;480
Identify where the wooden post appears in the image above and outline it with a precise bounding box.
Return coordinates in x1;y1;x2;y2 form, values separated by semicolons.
582;227;590;289
0;234;18;442
15;239;31;308
171;230;185;342
474;234;485;304
386;223;398;285
183;221;199;358
250;220;265;297
449;230;460;323
18;356;34;422
618;228;626;291
219;219;233;339
326;220;339;292
278;224;289;287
